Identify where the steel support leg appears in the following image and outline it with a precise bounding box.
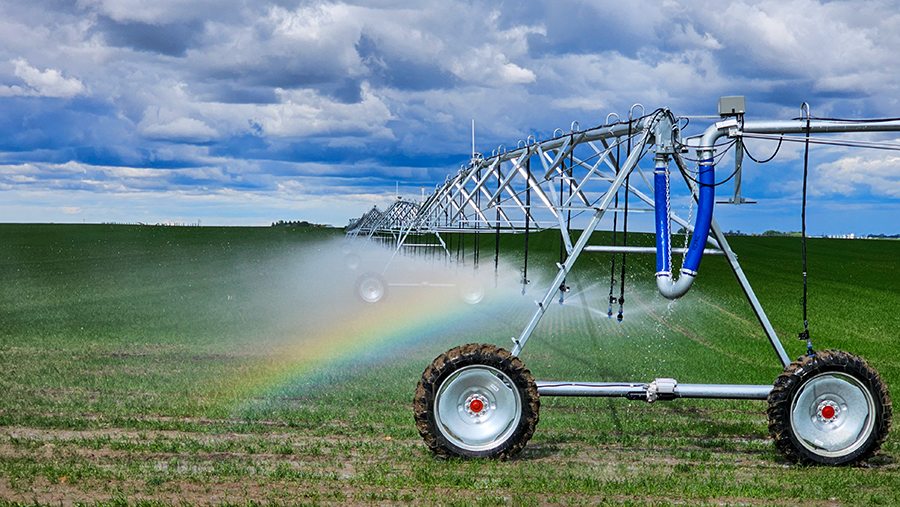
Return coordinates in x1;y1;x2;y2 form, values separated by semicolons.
709;218;792;367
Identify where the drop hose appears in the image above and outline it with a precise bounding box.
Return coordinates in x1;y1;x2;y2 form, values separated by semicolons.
654;121;723;300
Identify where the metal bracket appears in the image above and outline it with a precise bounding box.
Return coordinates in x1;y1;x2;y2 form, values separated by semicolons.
652;112;678;155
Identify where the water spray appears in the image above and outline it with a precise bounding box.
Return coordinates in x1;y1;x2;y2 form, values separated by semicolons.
347;97;898;467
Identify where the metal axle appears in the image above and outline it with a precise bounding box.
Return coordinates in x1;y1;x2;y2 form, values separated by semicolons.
536;380;772;401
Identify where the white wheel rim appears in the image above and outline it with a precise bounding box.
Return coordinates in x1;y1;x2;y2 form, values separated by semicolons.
790;372;876;458
358;277;384;303
434;365;522;452
460;283;485;305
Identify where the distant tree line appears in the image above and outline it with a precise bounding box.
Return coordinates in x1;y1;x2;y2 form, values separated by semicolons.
271;220;329;228
868;233;900;239
761;230;802;237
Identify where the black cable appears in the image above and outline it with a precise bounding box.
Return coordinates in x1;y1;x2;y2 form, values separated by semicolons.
564;145;575;301
743;136;783;163
569;147;574;232
494;168;501;288
740;132;900;152
608;138;620;317
522;158;531;294
457;219;464;266
678;141;740;187
557;157;566;303
474;167;481;270
793;115;900;123
678;139;737;164
559;163;565;262
618;174;629;323
800;117;813;356
675;134;735;156
680;160;741;188
617;117;633;322
447;232;452;266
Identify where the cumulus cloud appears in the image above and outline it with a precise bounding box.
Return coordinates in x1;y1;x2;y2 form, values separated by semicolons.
138;110;219;142
256;85;394;138
1;0;900;227
1;59;86;98
704;0;899;96
814;150;900;198
449;49;537;85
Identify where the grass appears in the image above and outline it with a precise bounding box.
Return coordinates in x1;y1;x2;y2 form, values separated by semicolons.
0;223;898;506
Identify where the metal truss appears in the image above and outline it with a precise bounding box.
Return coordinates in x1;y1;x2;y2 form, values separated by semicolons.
348;111;670;273
363;98;900;466
347;99;900;374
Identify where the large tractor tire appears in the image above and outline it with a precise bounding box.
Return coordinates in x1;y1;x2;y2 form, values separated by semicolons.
767;349;891;465
414;343;539;459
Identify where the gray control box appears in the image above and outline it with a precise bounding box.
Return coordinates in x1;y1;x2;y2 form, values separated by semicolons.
718;96;746;117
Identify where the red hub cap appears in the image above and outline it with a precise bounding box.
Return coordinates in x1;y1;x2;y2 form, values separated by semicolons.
821;405;836;420
464;394;489;417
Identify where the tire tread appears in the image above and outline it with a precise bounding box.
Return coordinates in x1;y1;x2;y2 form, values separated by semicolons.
413;343;539;460
767;349;891;466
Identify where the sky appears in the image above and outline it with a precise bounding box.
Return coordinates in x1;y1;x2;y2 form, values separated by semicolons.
1;0;900;234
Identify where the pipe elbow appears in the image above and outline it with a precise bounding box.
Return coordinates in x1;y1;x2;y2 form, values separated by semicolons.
656;271;696;300
652;121;726;301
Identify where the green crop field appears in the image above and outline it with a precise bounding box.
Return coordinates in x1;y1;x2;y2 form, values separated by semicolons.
0;223;898;506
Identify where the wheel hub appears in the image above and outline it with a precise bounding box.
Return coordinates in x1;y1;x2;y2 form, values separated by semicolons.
790;372;876;456
817;400;839;423
464;394;489;418
807;394;849;434
434;365;523;451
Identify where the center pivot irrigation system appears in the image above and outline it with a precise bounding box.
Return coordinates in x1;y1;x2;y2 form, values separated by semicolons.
345;97;895;465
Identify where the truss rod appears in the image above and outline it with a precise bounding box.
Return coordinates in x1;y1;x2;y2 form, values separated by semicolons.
583;246;725;255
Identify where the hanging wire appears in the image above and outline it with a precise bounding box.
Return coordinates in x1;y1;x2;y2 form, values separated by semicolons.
679;139;738;164
457;221;464;266
494;166;501;288
618;179;629;322
522;158;531;294
743;136;784;163
607;139;620;318
799;106;814;356
558;140;574;304
617;111;636;322
792;115;900;123
473;166;481;271
740;133;900;152
678;141;744;188
675;137;737;158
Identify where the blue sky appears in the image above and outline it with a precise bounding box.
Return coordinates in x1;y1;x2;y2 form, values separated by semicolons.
1;0;899;234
